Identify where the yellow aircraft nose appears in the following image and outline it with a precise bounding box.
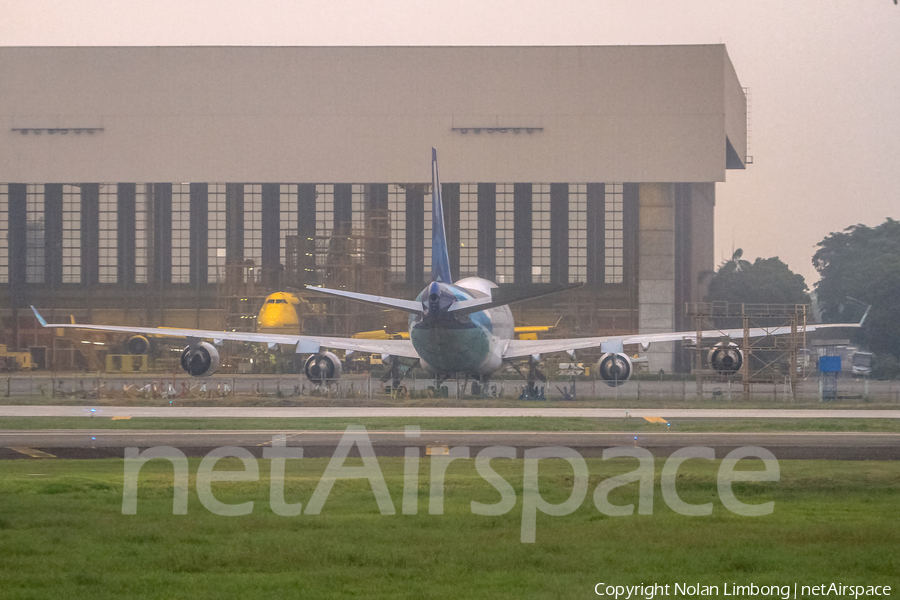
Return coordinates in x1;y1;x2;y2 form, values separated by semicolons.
257;296;300;330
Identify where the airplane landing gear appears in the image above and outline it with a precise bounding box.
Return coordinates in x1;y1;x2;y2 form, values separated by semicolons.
427;373;450;398
381;357;414;396
507;358;547;400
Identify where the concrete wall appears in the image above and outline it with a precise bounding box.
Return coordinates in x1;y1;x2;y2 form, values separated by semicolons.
689;182;716;304
638;183;676;372
723;54;749;167
0;45;745;183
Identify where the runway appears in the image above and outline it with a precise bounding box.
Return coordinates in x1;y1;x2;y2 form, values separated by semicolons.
2;429;898;461
2;406;900;418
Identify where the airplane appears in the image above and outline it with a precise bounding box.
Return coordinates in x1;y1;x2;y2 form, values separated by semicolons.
31;149;865;392
257;289;560;385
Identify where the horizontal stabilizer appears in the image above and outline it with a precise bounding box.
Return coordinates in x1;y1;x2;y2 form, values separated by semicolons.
449;283;584;316
304;286;424;314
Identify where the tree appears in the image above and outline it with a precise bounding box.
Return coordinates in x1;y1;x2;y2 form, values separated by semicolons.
706;250;811;306
813;219;900;359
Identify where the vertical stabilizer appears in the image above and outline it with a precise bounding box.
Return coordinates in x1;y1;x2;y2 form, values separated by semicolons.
430;148;453;283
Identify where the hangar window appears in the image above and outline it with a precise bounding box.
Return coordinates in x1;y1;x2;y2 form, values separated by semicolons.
62;185;81;284
496;184;515;283
25;185;44;284
208;184;227;283
171;184;191;284
568;184;587;283
0;185;7;283
458;184;478;278
388;184;406;284
279;184;298;268
532;184;551;283
315;184;334;271
351;184;368;264
244;184;262;279
352;184;366;234
135;184;149;284
98;184;118;284
605;183;624;284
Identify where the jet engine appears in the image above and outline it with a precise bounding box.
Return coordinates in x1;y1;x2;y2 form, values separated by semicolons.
180;342;220;377
708;342;743;376
126;335;150;355
304;351;343;383
597;352;633;387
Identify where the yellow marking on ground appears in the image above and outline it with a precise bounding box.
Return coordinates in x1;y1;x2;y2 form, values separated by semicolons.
426;445;449;456
111;416;132;420
8;447;56;458
643;416;669;424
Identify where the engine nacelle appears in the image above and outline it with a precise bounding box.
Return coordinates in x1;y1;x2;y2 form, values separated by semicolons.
180;342;220;377
304;351;343;383
126;335;150;355
708;342;743;376
597;353;633;387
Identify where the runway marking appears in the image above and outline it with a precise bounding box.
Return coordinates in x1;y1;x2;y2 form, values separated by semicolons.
7;447;56;458
2;430;900;437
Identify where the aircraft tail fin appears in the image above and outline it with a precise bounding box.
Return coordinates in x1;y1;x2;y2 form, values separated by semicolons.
430;148;453;284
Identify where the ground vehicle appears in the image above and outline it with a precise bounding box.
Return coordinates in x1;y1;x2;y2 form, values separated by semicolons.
851;351;873;376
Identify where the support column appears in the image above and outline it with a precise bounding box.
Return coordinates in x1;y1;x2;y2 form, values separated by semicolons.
513;183;532;284
638;183;676;373
442;183;460;279
550;183;568;285
117;183;136;285
405;188;424;287
261;183;280;287
44;184;62;286
81;183;99;286
297;184;316;284
189;183;208;285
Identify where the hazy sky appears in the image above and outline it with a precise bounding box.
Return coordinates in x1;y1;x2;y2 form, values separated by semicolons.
2;0;898;285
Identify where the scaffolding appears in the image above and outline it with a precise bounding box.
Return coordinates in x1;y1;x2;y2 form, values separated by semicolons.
216;207;392;340
308;207;391;336
216;262;274;333
552;290;638;339
685;302;809;401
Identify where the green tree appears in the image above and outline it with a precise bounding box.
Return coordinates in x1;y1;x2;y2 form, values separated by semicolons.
706;250;811;306
813;219;900;359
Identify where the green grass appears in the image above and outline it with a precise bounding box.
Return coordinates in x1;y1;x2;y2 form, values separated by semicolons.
0;457;897;599
3;416;900;432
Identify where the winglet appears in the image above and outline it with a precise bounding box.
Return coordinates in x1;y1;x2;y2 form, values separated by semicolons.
430;148;453;284
30;306;48;327
859;305;871;327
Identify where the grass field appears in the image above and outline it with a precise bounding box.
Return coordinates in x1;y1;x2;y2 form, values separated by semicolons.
0;457;897;599
3;416;900;433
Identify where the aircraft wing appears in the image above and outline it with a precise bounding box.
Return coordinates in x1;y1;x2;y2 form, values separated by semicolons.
30;307;419;359
502;322;862;359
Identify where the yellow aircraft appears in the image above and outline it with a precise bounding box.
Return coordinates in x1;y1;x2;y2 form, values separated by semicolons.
256;292;306;333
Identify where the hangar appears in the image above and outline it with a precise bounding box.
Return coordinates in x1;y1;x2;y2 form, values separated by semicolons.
0;45;748;372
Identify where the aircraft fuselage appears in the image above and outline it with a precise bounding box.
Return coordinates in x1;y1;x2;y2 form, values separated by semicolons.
408;277;513;376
